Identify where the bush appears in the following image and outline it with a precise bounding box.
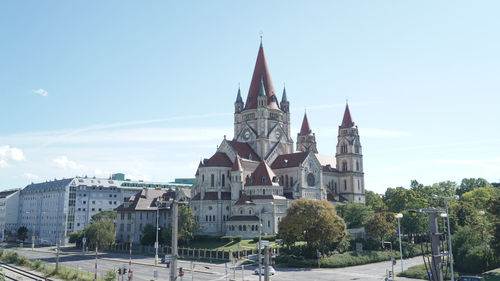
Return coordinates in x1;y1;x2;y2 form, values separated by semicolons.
193;235;214;241
104;269;117;281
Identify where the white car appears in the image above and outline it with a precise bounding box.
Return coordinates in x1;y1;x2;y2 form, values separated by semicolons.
254;266;276;275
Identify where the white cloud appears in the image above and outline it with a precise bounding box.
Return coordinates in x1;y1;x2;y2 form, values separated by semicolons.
52;156;84;170
0;145;26;167
23;173;40;180
33;89;48;97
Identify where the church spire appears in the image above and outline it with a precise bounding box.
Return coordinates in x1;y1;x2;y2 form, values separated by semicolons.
281;85;287;103
235;86;243;103
244;42;279;110
258;77;266;97
340;103;354;128
299;113;312;136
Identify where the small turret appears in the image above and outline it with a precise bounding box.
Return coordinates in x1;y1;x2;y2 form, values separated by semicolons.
296;113;318;153
257;77;267;108
234;86;244;113
280;86;289;112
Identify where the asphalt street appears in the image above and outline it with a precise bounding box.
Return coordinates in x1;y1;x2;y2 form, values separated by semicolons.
7;247;425;281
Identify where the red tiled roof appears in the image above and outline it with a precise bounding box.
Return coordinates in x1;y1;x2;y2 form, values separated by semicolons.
235;194;254;205
231;156;241;171
228;215;259;221
203;152;232;167
270;152;309;169
322;164;337;172
298;113;312;136
228;141;261;161
246;161;279;186
340;104;354;129
244;43;280;110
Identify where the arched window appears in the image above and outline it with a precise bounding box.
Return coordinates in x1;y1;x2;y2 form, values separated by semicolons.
205;215;208;221
355;145;359;154
342;161;348;171
239;225;242;231
210;174;214;187
240;209;243;215
290;177;294;187
251;225;254;231
344;180;347;190
248;209;252;215
268;220;270;227
358;180;360;190
263;189;265;195
261;176;266;184
222;174;225;187
202;175;204;182
285;175;289;187
341;143;348;153
356;161;360;171
213;215;216;221
243;225;246;231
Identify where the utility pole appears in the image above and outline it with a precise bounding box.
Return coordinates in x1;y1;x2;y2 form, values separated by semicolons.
264;245;269;281
170;201;178;281
258;210;262;281
428;212;443;281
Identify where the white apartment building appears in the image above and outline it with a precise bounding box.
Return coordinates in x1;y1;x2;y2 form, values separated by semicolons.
0;189;20;241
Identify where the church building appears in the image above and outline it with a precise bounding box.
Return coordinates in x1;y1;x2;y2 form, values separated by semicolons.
190;42;365;238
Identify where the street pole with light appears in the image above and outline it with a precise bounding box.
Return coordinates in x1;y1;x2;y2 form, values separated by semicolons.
433;194;459;281
154;199;161;280
258;207;262;281
395;213;403;273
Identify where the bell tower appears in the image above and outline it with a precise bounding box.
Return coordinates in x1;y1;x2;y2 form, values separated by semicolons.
296;113;318;153
336;103;365;203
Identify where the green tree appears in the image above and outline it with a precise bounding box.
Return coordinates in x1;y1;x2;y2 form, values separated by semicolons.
84;210;116;246
336;202;374;229
161;205;200;246
488;196;500;256
278;199;346;250
69;230;85;245
140;224;164;246
453;225;497;273
17;226;28;242
90;210;116;224
364;213;395;245
365;190;385;212
460;187;500;211
457;178;492;196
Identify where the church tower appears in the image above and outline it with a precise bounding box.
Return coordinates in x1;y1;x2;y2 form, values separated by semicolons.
336;103;365;203
233;42;294;160
296;113;318;153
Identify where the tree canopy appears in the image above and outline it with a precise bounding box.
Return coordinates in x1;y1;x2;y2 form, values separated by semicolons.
278;199;346;249
84;210;116;246
162;205;200;246
336;202;373;229
364;213;395;244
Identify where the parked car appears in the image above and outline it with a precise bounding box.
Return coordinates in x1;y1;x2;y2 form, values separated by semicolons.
254;266;276;275
458;276;483;281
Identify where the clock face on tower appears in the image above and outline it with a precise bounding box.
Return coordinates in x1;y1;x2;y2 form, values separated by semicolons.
275;131;280;139
244;131;250;139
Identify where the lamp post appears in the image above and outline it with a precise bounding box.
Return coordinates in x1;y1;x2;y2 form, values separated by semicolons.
258;207;262;281
154;199;161;280
395;213;403;273
433;194;459;281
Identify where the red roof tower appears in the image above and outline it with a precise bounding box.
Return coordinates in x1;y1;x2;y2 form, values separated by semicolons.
244;43;280;110
298;113;312;136
340;103;354;129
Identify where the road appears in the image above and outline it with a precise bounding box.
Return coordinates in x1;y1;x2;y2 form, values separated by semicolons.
6;247;425;281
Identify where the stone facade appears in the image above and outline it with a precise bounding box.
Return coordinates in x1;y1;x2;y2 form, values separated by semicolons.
191;42;365;238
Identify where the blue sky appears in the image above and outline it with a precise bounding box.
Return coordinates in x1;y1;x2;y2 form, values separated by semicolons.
1;1;499;193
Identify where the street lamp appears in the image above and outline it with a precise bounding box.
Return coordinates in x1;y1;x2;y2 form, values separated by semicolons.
432;194;459;281
154;199;161;270
394;213;403;273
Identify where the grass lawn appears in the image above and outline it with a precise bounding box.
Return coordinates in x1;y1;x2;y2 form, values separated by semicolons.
187;239;277;251
398;263;500;281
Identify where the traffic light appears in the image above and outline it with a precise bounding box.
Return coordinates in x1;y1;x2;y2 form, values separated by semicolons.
118;268;122;275
392;259;397;265
179;267;184;277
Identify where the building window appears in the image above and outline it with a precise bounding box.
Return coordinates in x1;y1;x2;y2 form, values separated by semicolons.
202;175;205;182
211;174;214;187
358;180;360;190
206;215;208;222
344;180;347;190
127;213;132;220
355;145;359;153
222;175;225;187
356;161;360;171
342;161;347;171
243;225;246;231
268;220;270;227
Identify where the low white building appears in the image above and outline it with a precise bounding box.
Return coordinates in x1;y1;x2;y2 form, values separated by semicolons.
0;189;20;241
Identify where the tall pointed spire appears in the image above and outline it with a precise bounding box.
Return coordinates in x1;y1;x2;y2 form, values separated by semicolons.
281;85;287;102
340;103;354;128
244;42;279;110
299;113;312;136
235;86;243;103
